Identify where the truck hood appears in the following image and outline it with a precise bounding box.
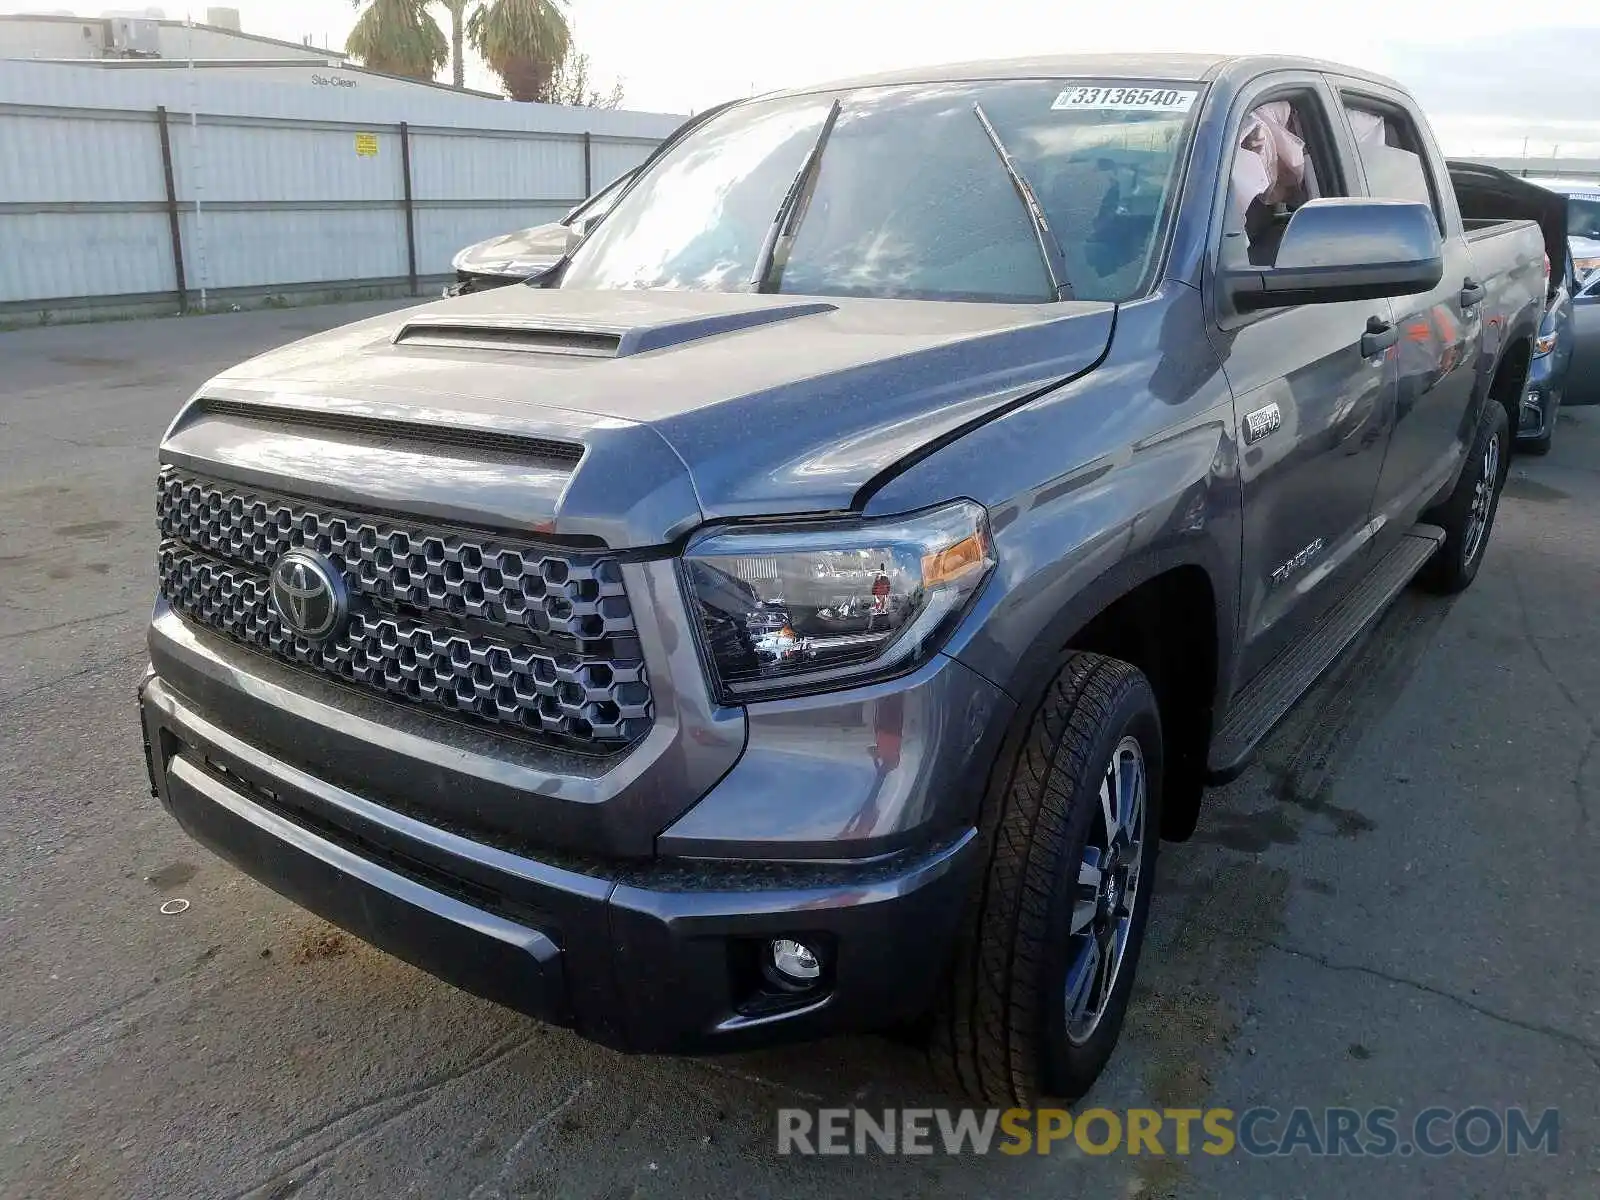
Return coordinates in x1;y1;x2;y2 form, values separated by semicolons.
167;287;1114;548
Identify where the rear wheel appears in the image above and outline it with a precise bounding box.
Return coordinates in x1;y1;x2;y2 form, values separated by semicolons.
930;652;1162;1104
1418;401;1509;595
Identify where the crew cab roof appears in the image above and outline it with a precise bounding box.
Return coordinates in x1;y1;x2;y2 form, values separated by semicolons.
773;52;1409;98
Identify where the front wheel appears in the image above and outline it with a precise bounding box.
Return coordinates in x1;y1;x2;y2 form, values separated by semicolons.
930;652;1162;1104
1418;401;1509;595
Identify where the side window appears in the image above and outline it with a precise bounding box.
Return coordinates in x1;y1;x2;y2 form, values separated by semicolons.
1224;92;1345;268
1342;99;1442;232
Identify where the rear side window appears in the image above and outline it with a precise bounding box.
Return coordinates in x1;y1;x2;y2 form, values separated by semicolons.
1342;99;1442;231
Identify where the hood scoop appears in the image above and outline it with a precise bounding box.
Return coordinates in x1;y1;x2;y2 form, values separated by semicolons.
395;320;623;358
394;300;837;361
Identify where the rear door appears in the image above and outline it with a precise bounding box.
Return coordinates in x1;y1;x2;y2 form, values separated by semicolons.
1336;83;1483;537
1204;71;1397;685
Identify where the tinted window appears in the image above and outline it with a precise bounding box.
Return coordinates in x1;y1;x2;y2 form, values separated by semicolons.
1569;196;1600;240
560;80;1202;303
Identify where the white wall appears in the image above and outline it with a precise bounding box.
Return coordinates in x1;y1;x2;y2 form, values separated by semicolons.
0;59;686;315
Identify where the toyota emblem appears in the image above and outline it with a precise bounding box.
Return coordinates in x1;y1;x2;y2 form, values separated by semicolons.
269;550;347;641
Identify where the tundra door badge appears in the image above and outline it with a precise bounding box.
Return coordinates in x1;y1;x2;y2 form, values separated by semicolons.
1244;402;1282;445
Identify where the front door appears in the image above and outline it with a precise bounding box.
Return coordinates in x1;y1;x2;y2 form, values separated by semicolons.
1207;75;1396;686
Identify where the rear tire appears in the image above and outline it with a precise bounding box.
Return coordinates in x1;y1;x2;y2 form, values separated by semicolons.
930;652;1162;1104
1418;401;1509;595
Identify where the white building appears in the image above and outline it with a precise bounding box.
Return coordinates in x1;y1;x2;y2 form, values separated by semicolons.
0;15;683;321
0;11;510;101
0;10;337;62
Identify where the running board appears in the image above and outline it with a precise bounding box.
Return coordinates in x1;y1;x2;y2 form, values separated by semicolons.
1207;525;1445;781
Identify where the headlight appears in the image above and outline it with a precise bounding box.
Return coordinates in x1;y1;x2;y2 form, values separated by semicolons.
683;500;995;702
1534;330;1559;358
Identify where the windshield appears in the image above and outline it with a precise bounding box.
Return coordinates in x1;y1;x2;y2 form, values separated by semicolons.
560;80;1202;303
1569;195;1600;240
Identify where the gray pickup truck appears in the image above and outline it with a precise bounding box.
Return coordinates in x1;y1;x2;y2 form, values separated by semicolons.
138;53;1547;1103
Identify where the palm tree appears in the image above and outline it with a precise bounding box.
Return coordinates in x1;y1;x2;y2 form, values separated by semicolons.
346;0;447;83
434;0;472;89
469;0;571;103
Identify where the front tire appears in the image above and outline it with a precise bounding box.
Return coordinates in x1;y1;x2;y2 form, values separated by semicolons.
1418;401;1509;595
930;652;1162;1104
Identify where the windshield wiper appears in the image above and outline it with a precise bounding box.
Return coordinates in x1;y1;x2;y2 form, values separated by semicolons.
750;98;843;293
972;102;1074;301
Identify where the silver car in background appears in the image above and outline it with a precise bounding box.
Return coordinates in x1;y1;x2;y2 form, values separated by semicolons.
1528;179;1600;410
1524;177;1600;280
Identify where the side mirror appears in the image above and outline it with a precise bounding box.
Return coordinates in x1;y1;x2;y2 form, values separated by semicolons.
1225;198;1443;311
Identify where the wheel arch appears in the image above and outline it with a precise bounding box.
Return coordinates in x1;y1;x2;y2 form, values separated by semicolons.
1488;331;1533;463
968;547;1231;843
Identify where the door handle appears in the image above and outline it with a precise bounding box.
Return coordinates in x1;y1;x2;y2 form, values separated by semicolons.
1361;315;1399;358
1460;279;1486;309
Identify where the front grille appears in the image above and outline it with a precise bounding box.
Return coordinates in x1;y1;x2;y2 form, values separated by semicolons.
156;469;653;749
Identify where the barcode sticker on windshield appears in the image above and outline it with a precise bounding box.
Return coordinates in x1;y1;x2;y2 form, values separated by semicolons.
1052;86;1198;113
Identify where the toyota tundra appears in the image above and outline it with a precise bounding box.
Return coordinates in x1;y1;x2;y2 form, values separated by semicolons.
137;53;1550;1103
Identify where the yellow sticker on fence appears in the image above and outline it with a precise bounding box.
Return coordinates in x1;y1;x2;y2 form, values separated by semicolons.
355;132;379;157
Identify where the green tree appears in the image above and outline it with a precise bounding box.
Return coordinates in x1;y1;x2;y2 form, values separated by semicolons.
543;52;624;109
469;0;572;102
346;0;447;82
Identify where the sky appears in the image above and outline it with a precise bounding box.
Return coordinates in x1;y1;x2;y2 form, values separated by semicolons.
6;1;1600;155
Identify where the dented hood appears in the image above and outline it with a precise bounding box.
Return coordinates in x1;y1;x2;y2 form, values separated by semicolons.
172;286;1114;548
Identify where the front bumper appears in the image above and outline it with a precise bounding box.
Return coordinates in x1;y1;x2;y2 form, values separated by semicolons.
138;668;988;1052
1517;354;1564;442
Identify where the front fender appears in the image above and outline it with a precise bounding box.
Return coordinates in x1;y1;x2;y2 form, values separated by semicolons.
863;285;1243;716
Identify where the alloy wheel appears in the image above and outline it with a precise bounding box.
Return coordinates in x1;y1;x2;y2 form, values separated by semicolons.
1463;432;1500;566
1065;735;1147;1045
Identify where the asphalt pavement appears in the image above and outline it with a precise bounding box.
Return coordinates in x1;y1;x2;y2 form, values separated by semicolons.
2;303;1597;1199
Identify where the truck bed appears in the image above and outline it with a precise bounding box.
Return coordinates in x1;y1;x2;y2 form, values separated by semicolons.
1463;217;1542;241
1450;160;1568;294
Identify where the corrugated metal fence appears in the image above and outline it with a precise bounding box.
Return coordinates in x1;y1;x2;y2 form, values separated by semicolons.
0;61;680;320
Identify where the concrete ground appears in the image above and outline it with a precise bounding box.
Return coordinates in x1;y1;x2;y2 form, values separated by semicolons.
2;303;1597;1199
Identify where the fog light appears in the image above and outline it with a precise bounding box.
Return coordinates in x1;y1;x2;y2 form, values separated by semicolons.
766;938;823;990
